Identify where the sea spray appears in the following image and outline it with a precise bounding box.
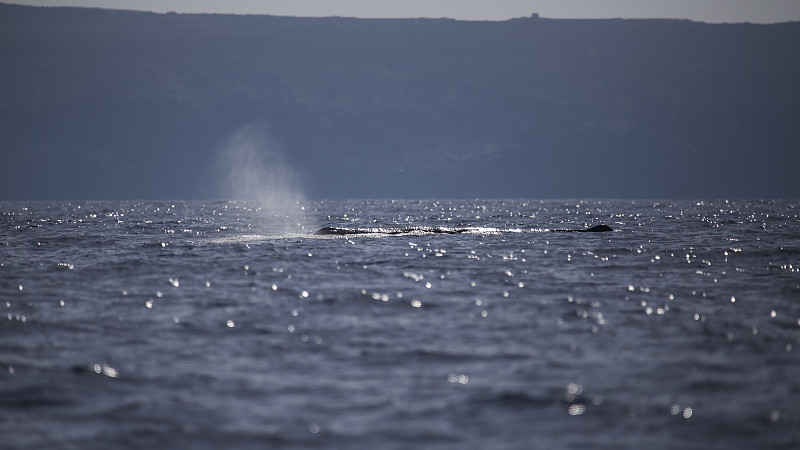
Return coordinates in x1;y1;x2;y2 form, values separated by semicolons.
217;124;313;236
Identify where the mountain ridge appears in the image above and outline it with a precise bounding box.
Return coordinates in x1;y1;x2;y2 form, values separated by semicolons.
1;3;799;199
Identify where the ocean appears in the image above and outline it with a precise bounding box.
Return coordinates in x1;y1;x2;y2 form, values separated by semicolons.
2;199;799;449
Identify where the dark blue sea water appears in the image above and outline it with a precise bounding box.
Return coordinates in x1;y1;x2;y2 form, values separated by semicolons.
2;199;799;449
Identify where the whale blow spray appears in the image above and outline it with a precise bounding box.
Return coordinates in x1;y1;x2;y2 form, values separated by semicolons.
219;124;312;235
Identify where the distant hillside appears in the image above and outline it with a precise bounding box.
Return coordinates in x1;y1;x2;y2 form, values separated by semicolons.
1;3;799;199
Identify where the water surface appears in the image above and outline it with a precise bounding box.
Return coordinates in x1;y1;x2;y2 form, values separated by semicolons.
2;199;799;449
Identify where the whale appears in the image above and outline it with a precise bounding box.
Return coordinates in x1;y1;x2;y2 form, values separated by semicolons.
558;224;613;233
313;224;613;236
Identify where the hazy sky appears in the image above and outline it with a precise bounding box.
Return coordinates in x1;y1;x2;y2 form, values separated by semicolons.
9;0;800;23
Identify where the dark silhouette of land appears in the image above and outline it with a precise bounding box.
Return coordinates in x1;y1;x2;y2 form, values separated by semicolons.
1;3;798;199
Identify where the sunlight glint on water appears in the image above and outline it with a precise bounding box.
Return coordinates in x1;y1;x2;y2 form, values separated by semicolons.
1;199;799;449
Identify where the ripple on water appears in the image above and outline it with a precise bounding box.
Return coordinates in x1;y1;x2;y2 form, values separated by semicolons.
1;199;799;449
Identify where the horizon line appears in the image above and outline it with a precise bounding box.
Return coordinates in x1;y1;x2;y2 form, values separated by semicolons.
3;2;797;25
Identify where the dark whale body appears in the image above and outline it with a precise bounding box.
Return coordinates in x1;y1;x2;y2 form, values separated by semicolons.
313;224;613;236
558;224;614;233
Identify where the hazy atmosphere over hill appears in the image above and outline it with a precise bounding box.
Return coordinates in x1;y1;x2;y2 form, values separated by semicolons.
9;0;800;23
1;3;799;200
